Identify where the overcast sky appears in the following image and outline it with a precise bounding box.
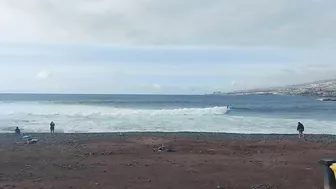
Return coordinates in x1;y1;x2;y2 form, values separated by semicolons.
0;0;336;94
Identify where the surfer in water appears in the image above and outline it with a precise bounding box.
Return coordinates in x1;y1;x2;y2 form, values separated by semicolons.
50;121;55;133
297;122;304;138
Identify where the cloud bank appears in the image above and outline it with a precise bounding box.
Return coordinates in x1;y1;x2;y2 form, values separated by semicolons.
0;0;335;47
0;1;336;94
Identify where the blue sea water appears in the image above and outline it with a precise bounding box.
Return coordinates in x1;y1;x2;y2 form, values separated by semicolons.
0;94;335;134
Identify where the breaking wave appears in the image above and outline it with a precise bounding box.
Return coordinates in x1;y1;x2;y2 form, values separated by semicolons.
0;103;229;118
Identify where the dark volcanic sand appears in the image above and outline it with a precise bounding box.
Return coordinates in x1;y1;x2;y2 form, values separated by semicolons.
0;133;335;189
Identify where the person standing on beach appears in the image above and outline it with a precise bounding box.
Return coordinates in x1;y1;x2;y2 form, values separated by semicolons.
15;127;21;136
50;121;55;133
297;122;304;138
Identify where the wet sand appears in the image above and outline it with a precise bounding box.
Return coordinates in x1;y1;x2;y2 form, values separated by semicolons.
0;132;335;189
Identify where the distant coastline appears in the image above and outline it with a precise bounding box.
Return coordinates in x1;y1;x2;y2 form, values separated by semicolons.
210;78;336;97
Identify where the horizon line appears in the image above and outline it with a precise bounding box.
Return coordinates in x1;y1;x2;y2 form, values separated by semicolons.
0;92;207;96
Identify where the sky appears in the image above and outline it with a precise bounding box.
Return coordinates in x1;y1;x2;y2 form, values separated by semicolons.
0;0;336;94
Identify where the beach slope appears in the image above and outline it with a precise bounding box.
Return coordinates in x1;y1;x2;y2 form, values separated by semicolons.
0;133;335;189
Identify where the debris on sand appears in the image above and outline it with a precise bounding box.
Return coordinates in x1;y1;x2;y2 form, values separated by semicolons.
83;151;113;157
251;184;278;189
155;144;174;152
15;138;39;145
26;139;39;144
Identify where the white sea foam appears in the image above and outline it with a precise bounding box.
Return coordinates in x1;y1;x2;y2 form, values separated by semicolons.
1;102;336;134
0;102;228;117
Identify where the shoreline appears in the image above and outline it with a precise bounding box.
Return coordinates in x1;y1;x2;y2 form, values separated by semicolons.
1;132;336;146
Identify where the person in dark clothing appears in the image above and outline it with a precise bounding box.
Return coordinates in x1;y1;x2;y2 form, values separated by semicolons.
15;127;21;135
50;121;55;133
297;122;304;138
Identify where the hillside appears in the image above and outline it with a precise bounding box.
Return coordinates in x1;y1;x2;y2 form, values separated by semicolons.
220;79;336;97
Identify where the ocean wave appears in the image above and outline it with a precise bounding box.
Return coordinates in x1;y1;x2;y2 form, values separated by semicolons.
230;105;336;113
2;98;336;134
317;98;336;102
2;112;336;134
1;106;229;117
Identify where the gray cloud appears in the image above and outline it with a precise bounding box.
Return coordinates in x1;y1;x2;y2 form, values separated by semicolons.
1;0;336;46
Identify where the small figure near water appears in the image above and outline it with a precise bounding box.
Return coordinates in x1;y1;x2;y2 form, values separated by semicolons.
297;122;304;138
15;127;21;136
50;121;55;133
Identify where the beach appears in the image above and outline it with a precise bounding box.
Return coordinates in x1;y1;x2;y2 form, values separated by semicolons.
0;132;335;189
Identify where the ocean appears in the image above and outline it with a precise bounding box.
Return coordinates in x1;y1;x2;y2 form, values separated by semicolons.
0;94;335;134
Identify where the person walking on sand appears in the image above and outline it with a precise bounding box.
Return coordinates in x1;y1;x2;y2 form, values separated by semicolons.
50;121;55;133
297;122;304;138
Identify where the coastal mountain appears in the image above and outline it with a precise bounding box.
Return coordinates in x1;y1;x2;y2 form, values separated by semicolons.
218;79;336;97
